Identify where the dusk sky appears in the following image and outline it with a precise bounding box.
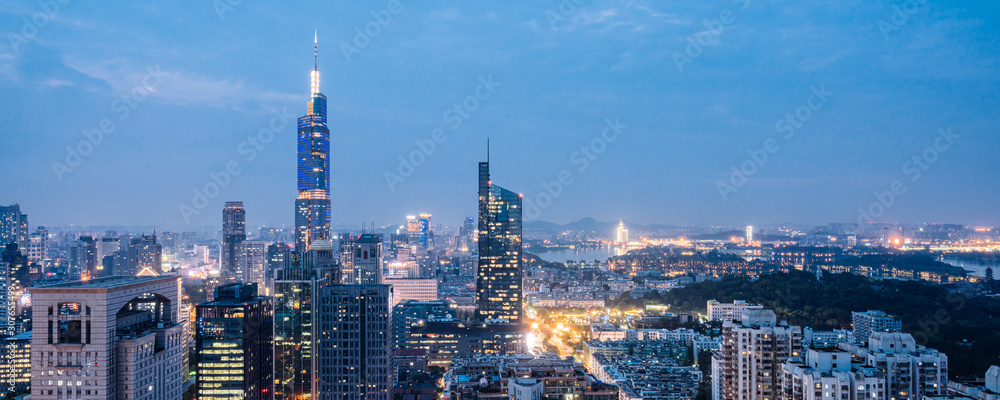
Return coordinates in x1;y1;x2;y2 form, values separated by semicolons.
1;1;998;229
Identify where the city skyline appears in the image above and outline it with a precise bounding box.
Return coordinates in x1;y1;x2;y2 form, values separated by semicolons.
1;2;998;228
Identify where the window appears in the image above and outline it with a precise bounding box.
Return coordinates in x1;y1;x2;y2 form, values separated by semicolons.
59;320;83;344
59;303;82;315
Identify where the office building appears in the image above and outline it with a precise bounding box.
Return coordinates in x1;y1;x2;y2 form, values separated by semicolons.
384;277;437;306
27;226;48;265
715;309;803;400
294;32;332;252
392;299;458;349
459;217;475;252
0;204;27;250
223;201;247;281
273;260;328;400
1;244;26;336
707;299;764;322
196;282;274;400
852;310;902;344
243;240;268;288
1;330;31;394
476;154;524;323
407;214;432;251
127;233;162;276
69;235;97;278
340;233;383;285
317;284;393;400
404;320;527;368
95;236;120;276
30;276;185;400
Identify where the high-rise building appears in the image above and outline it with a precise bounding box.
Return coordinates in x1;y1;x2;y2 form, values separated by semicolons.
242;240;268;288
68;236;93;278
95;236;120;276
30;276;186;400
459;217;475;252
196;282;274;400
778;348;886;400
714;309;803;400
1;330;31;394
340;233;383;285
392;299;458;350
384;277;437;306
223;201;247;281
294;32;332;252
476;155;524;323
2;244;26;336
856;332;948;400
407;214;432;251
266;242;292;291
273;259;328;400
746;225;754;243
851;310;902;344
0;204;28;251
616;221;629;244
127;233;162;276
27;226;48;265
317;284;393;400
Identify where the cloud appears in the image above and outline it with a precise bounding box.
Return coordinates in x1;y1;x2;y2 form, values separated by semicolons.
62;57;298;110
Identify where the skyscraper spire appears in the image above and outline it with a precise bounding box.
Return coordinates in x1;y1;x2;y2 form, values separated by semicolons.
310;29;320;96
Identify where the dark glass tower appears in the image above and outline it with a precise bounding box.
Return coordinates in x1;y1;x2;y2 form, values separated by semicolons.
475;154;524;323
295;32;332;252
196;282;274;400
222;201;247;281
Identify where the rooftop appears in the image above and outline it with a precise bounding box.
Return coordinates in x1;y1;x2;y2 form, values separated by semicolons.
33;275;177;291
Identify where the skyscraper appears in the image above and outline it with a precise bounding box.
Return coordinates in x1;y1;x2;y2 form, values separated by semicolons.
196;282;274;400
616;221;629;244
340;233;383;285
242;240;268;288
0;205;27;251
223;201;247;281
475;153;524;323
295;31;332;252
30;276;186;400
27;226;47;265
273;258;328;400
714;309;803;400
127;233;162;276
69;235;97;279
317;284;393;400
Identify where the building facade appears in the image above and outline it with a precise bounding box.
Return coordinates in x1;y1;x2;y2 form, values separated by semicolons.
196;282;274;400
294;33;332;252
0;204;28;251
851;310;901;344
273;263;328;400
707;300;764;322
476;157;524;323
317;284;393;400
222;201;247;281
716;309;804;400
30;276;186;400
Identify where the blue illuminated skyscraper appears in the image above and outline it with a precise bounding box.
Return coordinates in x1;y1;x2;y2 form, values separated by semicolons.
295;31;332;252
475;148;524;323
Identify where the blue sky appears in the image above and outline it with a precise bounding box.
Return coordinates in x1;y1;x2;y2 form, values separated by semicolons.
0;1;998;229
